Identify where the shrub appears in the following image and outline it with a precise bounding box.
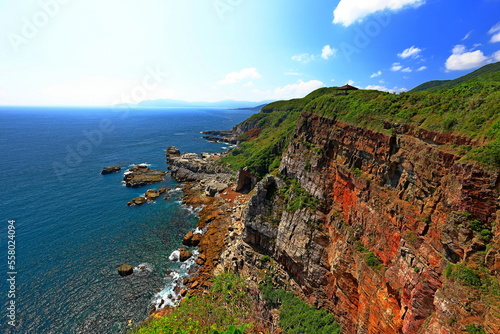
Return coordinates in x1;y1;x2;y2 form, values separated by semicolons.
259;277;341;334
133;273;254;334
465;324;486;334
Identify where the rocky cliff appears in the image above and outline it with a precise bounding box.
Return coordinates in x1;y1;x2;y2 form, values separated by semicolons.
240;111;500;333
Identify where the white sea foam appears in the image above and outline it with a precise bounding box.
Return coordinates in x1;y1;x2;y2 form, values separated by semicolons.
133;263;153;272
169;250;180;262
153;250;200;310
193;227;203;235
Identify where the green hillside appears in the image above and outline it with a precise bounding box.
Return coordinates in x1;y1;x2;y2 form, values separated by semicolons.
410;62;500;92
223;63;500;175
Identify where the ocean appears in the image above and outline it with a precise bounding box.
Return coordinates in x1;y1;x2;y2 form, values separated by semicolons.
0;106;256;334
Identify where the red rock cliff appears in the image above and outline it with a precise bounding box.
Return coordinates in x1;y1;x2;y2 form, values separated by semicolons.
243;111;500;333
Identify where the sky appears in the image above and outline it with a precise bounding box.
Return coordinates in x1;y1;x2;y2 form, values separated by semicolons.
0;0;499;106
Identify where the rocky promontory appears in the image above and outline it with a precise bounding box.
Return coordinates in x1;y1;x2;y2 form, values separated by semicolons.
123;164;166;188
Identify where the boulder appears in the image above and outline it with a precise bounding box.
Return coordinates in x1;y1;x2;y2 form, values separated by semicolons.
179;248;193;262
101;166;121;174
182;231;202;246
205;181;227;197
118;264;133;276
158;188;168;194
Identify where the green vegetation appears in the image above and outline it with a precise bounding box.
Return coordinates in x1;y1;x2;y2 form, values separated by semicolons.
465;324;487;334
132;272;254;334
260;277;342;334
410;62;500;92
221;63;500;178
444;263;500;298
278;178;319;212
355;242;384;270
453;212;493;243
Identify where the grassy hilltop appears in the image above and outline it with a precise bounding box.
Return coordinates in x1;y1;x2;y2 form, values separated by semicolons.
223;62;500;176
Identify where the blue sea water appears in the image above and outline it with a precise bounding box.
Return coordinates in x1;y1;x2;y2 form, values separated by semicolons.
0;106;256;334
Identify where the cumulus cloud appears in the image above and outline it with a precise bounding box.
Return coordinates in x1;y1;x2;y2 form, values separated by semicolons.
391;62;403;71
218;67;261;85
272;80;324;100
347;79;355;85
370;70;382;78
489;22;500;43
292;53;316;63
445;44;491;71
416;66;427;71
333;0;425;26
365;85;407;93
401;67;412;73
398;46;422;59
321;45;337;60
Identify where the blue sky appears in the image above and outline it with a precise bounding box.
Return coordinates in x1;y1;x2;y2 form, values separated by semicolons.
0;0;499;106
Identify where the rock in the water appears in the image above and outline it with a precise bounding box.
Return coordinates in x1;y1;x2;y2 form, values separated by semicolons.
182;230;202;246
128;197;147;206
179;248;193;262
158;188;168;194
145;190;161;200
118;264;134;276
101;166;121;174
123;165;166;187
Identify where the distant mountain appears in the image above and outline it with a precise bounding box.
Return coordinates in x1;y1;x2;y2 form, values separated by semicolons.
132;99;274;109
410;62;500;92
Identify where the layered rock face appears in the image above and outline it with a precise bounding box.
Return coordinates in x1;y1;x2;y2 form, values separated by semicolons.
242;112;499;333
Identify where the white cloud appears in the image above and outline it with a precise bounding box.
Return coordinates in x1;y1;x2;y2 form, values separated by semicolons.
370;70;382;78
292;53;316;63
271;80;324;100
218;67;261;85
391;62;403;71
445;45;491;71
347;79;355;85
461;31;473;41
321;45;337;60
333;0;425;26
489;22;500;43
365;85;407;93
398;46;422;59
417;66;427;71
401;67;412;73
493;50;500;62
244;81;254;87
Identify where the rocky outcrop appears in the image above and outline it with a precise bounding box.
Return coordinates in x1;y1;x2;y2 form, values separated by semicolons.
239;112;499;333
101;166;121;174
123;165;166;188
118;264;133;276
167;146;231;189
201;130;238;144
